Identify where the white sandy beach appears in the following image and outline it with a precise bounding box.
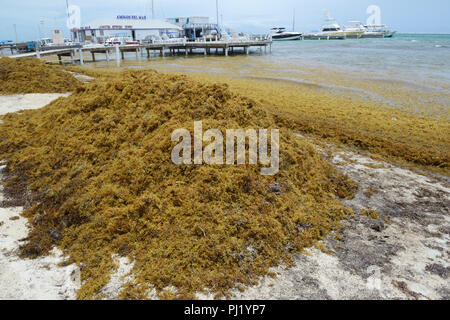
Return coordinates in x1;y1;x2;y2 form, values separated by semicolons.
0;94;78;300
0;93;71;115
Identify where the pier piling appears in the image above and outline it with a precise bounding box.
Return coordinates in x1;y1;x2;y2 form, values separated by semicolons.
79;49;84;66
115;45;121;67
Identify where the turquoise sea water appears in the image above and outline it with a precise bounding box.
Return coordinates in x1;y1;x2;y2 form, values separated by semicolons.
269;34;450;84
2;33;448;84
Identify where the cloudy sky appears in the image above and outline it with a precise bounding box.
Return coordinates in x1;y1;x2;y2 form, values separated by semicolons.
1;0;449;41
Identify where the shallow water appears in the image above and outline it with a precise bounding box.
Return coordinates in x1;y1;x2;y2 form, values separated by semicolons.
81;34;450;82
271;34;450;83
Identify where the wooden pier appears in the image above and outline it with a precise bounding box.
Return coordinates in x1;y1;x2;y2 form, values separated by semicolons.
7;39;273;66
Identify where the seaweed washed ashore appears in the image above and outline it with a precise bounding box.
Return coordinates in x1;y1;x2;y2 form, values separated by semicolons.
0;65;356;299
0;57;80;94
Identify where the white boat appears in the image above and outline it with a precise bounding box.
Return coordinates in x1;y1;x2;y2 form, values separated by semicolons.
364;24;396;38
268;9;302;41
105;36;139;46
269;28;302;41
39;38;53;47
305;13;395;40
343;21;372;37
344;21;396;38
314;12;365;39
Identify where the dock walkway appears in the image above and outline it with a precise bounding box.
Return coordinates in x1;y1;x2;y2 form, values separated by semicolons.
8;39;273;66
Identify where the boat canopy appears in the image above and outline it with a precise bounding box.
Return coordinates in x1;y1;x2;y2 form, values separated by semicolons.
321;23;341;32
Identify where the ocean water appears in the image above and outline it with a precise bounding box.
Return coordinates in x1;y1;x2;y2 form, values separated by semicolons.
3;33;448;84
268;34;450;84
103;33;450;92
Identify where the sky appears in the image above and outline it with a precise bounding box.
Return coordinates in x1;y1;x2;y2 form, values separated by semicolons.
1;0;449;42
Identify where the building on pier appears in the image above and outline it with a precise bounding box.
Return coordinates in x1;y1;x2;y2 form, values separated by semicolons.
166;17;220;40
71;16;183;44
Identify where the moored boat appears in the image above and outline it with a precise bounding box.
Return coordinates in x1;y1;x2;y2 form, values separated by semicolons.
269;28;302;41
364;24;396;38
313;12;365;39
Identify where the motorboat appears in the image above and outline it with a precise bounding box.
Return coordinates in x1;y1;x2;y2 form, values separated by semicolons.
269;28;302;41
305;12;396;40
316;13;365;39
343;21;375;38
344;21;396;38
39;38;54;47
364;24;396;38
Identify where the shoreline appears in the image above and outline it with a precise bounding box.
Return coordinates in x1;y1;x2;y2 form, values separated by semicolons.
70;52;450;120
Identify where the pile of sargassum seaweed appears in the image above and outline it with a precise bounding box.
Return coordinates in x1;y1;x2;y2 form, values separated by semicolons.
0;57;80;94
0;59;356;299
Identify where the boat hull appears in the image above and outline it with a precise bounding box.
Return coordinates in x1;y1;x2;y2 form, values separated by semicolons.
360;32;385;39
312;31;365;39
270;31;303;41
272;36;302;41
384;31;396;38
303;34;345;40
